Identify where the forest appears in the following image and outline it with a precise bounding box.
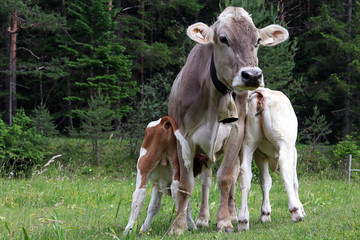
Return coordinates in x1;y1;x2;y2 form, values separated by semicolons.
0;0;360;175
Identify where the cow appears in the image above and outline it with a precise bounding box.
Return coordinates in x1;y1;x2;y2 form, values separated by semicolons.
168;6;289;234
124;116;196;234
237;87;305;231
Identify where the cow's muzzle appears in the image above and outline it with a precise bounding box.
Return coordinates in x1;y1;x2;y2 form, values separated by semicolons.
232;67;264;91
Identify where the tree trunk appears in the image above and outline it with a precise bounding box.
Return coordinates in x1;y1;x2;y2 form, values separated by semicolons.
61;0;66;17
8;9;19;127
66;78;73;128
343;0;352;138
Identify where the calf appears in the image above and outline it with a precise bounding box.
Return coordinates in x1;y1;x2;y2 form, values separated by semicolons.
124;116;197;233
238;88;305;231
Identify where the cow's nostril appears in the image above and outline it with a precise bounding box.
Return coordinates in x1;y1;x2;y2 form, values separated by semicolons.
241;71;251;81
241;69;263;86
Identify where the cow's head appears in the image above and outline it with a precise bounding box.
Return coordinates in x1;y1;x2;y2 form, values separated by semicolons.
187;7;288;92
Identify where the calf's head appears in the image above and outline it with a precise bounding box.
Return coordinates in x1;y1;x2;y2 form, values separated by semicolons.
187;7;288;92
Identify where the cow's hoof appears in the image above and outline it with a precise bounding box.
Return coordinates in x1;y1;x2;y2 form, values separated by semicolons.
187;222;197;231
260;211;271;223
196;218;209;228
238;219;249;231
169;227;185;236
216;225;234;233
290;207;304;222
216;220;233;232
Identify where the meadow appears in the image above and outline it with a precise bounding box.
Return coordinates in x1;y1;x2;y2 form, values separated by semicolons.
1;168;359;239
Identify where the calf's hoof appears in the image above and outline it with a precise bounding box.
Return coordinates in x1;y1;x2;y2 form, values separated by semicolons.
238;219;249;231
230;214;238;223
196;218;209;228
290;207;305;222
260;211;271;223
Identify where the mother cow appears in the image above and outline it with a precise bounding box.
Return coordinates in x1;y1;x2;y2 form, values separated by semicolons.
168;7;288;234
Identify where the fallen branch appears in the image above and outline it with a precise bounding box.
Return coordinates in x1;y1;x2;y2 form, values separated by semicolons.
33;154;63;175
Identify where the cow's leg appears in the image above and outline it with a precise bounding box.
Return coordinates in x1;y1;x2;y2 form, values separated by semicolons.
278;145;304;222
254;150;272;223
169;143;195;235
196;167;212;228
238;146;255;231
186;199;197;230
141;184;162;232
216;157;235;232
229;157;240;223
172;179;197;230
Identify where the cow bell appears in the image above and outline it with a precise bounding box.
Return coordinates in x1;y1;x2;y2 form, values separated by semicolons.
218;92;238;123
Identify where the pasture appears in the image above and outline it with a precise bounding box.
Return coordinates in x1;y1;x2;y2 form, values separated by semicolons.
0;170;359;239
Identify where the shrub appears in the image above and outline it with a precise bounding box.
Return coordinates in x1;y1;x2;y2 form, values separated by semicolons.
0;109;45;177
333;134;360;172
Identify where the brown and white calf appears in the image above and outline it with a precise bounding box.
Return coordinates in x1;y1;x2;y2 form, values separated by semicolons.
168;7;289;234
237;88;305;231
124;116;195;233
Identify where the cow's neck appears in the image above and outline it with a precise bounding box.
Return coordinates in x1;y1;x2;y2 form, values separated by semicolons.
210;52;230;95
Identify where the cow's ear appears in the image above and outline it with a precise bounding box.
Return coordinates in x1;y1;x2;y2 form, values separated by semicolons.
187;23;214;44
259;24;289;46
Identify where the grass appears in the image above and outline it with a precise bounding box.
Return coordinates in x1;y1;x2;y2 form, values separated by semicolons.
0;169;359;239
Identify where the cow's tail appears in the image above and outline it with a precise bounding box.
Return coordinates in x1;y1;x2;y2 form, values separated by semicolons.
162;116;192;170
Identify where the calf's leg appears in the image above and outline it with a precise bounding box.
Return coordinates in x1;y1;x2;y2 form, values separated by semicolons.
141;184;163;232
278;146;304;222
238;147;255;231
254;150;272;223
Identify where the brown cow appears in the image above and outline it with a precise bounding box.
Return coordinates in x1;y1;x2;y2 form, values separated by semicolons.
168;7;289;234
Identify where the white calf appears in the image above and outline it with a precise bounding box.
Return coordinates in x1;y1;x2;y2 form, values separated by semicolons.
238;88;305;231
124;116;196;234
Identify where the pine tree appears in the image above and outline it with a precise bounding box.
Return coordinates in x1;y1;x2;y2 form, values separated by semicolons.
61;0;137;126
296;1;360;139
73;91;115;165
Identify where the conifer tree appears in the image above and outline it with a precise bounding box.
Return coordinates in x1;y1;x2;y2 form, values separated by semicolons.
61;0;137;125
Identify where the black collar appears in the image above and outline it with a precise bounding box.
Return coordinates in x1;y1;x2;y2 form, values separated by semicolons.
210;52;230;95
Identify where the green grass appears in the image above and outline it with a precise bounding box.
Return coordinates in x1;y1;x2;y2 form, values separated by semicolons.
0;171;359;239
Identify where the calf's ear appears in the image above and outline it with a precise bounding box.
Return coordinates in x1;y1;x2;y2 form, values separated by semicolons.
187;23;214;44
259;24;289;46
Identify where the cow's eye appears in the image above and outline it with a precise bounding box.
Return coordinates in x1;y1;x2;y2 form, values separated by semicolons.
219;36;229;46
255;38;262;47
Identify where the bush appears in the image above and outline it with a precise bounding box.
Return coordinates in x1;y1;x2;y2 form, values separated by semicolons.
0;109;45;177
333;134;360;172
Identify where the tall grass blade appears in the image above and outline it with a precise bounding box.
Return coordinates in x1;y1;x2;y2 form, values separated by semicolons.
115;197;122;219
22;227;31;240
51;210;64;240
4;221;11;235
